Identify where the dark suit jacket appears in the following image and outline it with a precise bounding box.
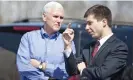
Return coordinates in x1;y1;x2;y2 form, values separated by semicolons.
65;35;128;80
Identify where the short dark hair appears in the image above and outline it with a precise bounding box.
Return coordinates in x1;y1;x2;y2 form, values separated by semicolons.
84;4;112;27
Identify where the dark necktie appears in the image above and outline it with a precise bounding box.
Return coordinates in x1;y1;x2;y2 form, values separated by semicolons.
92;41;100;57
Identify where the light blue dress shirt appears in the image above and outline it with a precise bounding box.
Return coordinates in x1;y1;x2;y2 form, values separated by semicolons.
16;28;76;80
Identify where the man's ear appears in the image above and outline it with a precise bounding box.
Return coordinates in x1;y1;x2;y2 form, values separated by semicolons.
102;18;107;27
42;13;46;21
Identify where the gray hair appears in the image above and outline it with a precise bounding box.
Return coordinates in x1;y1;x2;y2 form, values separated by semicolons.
43;1;64;14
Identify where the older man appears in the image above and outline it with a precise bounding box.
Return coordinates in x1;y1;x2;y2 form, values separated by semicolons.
17;1;75;80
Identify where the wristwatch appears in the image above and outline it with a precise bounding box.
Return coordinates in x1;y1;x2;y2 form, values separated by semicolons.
38;62;43;70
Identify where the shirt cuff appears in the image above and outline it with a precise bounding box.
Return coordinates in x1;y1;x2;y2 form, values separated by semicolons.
80;69;83;75
80;68;86;76
63;50;72;58
44;61;54;76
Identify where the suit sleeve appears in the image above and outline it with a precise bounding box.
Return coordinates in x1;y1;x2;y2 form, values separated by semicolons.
81;42;128;80
64;49;84;76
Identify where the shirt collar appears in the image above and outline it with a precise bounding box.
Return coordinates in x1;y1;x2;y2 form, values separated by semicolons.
99;33;113;47
40;27;59;39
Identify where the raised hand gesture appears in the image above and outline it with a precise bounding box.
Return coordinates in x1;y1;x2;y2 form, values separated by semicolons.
62;23;74;50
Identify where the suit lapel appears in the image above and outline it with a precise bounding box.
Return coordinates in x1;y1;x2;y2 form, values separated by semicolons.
82;41;95;66
89;45;96;65
94;41;109;59
84;41;96;65
92;35;116;61
89;45;93;63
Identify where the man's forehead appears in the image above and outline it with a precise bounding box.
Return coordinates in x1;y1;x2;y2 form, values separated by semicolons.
51;9;64;15
86;15;95;21
49;8;64;13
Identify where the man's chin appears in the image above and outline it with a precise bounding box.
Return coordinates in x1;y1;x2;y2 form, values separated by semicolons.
53;28;60;32
92;35;98;39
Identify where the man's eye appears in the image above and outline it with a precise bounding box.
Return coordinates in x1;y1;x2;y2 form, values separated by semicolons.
53;16;58;18
60;16;64;19
53;16;64;19
88;22;92;25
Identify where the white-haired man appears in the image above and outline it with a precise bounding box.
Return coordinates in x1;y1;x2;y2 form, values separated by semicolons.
16;1;75;80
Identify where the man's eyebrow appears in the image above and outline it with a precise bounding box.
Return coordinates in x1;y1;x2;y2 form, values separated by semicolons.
86;20;92;23
53;15;64;19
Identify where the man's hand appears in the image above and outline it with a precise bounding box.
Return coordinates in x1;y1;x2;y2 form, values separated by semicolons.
30;59;46;70
62;23;74;50
77;62;86;73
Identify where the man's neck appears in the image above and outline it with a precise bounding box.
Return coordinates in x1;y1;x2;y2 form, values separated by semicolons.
44;26;55;36
99;27;113;40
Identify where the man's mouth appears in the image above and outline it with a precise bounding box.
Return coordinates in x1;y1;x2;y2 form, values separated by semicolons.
55;23;60;26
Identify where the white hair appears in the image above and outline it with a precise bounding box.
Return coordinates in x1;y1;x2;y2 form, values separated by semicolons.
43;1;64;14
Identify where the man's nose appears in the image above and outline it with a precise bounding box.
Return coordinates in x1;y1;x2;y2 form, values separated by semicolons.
85;25;90;30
